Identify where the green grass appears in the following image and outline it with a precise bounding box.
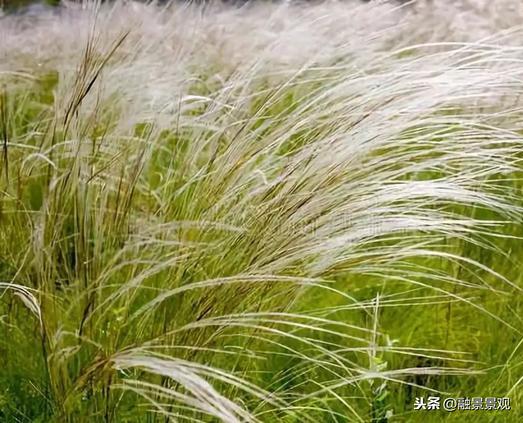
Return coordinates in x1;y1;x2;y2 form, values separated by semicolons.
0;1;523;422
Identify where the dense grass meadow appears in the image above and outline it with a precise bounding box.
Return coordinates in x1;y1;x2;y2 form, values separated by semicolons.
1;0;523;421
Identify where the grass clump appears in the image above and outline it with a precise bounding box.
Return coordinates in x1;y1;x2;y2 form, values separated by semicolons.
0;1;522;421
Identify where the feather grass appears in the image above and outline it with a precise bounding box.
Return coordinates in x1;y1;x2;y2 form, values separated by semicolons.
0;0;522;421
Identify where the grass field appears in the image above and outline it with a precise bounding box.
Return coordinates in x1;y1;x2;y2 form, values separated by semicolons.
0;1;522;421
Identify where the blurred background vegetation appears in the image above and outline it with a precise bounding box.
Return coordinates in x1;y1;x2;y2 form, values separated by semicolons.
1;0;60;12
